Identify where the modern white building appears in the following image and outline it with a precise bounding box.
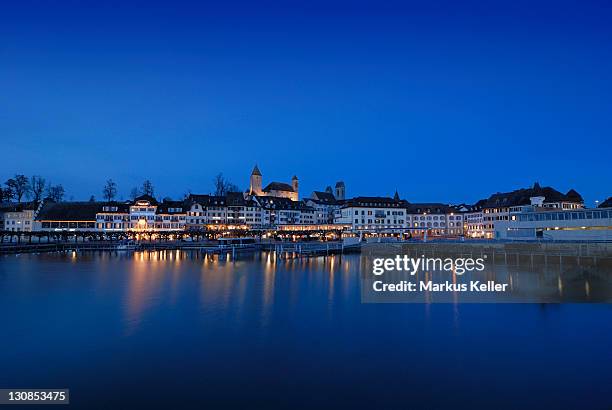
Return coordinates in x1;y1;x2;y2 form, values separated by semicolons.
479;183;584;239
495;207;612;241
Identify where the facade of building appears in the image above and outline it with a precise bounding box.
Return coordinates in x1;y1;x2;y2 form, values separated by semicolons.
35;201;101;231
405;203;464;238
2;201;43;232
335;197;408;232
495;207;612;241
479;183;584;239
185;193;263;230
254;196;315;227
463;199;486;238
95;195;187;232
306;191;340;225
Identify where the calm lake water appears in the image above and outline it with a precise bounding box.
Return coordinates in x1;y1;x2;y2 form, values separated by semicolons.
1;251;611;409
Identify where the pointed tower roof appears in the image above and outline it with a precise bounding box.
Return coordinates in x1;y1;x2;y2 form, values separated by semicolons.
393;190;400;201
251;165;262;176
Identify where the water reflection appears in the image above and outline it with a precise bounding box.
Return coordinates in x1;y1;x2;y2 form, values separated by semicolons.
1;251;611;409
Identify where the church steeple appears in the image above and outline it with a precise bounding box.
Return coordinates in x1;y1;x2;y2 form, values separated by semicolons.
249;164;263;195
251;165;262;176
393;190;400;201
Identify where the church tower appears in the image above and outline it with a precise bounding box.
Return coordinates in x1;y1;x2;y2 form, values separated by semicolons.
291;175;299;200
249;165;262;195
335;181;345;200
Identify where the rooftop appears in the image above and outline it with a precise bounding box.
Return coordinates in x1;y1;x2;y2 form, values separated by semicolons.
263;182;294;193
36;201;104;221
481;183;583;209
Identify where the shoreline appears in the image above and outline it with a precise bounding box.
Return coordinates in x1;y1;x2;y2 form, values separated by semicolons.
2;240;612;265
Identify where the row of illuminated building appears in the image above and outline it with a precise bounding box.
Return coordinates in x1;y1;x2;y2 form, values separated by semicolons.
1;182;610;241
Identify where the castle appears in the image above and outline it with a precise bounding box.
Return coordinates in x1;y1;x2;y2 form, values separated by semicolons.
248;165;299;201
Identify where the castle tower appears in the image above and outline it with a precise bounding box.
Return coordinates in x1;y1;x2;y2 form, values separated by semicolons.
335;181;345;200
291;175;299;199
249;165;262;195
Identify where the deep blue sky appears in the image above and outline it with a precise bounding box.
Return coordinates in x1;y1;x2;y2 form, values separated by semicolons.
1;0;611;205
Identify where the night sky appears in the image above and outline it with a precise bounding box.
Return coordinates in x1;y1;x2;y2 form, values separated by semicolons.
2;0;611;205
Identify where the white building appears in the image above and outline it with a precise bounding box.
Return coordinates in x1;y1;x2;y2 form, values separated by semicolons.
2;201;43;232
495;207;612;241
405;203;464;238
254;196;315;227
335;197;408;232
95;195;187;232
306;190;341;225
479;183;584;239
185;193;263;230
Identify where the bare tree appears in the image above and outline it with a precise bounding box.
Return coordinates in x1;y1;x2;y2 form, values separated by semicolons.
226;183;240;193
6;175;29;202
30;176;46;201
47;185;65;202
102;179;117;202
0;187;13;203
213;173;240;196
213;173;226;196
141;180;154;196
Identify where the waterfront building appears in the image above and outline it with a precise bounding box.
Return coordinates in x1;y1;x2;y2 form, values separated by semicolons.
95;195;187;232
35;201;101;231
185;193;262;230
463;199;487;238
495;206;612;241
480;183;584;239
226;192;264;228
335;196;408;233
185;194;228;229
248;165;299;201
1;201;43;232
254;196;316;227
154;200;188;231
405;203;464;238
95;202;130;231
306;191;340;225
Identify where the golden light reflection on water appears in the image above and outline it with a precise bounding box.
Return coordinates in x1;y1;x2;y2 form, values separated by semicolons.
116;250;608;333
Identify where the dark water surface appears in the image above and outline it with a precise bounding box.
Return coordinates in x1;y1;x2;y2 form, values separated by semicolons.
1;251;610;409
